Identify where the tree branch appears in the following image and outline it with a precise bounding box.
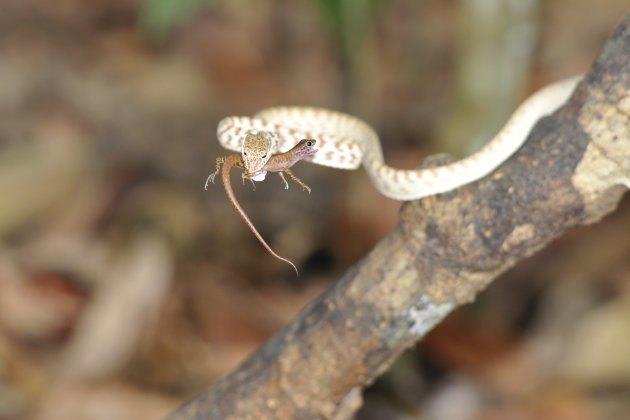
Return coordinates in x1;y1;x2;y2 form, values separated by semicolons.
167;11;630;420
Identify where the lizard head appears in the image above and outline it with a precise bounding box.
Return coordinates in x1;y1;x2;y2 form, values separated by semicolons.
293;139;318;160
242;132;275;181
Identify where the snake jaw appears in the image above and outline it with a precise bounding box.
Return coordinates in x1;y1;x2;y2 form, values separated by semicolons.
249;171;267;181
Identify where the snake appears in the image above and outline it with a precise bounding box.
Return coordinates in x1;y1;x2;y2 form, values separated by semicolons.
216;76;582;200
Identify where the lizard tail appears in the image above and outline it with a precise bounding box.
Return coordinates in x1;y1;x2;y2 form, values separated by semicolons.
222;155;299;276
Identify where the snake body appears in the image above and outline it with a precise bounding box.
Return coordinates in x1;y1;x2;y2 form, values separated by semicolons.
217;76;582;200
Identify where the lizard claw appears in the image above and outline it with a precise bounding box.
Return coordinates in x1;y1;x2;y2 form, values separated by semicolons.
204;173;217;190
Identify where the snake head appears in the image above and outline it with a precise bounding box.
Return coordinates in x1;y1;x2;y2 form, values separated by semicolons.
242;132;274;180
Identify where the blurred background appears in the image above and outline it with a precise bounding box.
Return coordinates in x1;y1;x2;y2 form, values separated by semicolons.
1;0;630;419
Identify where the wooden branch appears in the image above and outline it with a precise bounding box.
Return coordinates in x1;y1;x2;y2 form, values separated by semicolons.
167;12;630;420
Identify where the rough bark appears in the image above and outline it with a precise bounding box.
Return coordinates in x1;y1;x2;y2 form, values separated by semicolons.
167;11;630;420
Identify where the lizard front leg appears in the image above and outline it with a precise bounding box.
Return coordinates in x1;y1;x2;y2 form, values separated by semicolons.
278;169;311;194
262;139;318;194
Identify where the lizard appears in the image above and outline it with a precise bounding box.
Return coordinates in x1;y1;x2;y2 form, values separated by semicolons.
206;132;318;275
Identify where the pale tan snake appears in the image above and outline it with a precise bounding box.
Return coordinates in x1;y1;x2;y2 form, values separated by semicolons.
216;76;582;200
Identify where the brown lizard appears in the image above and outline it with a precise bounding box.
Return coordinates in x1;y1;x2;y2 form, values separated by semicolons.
206;134;318;275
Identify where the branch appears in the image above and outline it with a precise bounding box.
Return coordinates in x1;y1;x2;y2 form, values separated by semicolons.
167;11;630;420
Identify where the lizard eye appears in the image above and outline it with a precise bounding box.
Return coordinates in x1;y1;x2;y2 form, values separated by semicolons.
306;140;313;146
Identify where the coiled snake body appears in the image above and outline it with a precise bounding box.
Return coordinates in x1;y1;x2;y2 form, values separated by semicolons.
217;76;582;200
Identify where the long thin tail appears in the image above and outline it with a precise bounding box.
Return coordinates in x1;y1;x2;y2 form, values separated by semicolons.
222;154;299;276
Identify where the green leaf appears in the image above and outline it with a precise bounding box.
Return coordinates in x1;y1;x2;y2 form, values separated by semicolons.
138;0;219;42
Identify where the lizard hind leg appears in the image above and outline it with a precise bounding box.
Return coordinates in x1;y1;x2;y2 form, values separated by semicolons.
205;156;226;190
